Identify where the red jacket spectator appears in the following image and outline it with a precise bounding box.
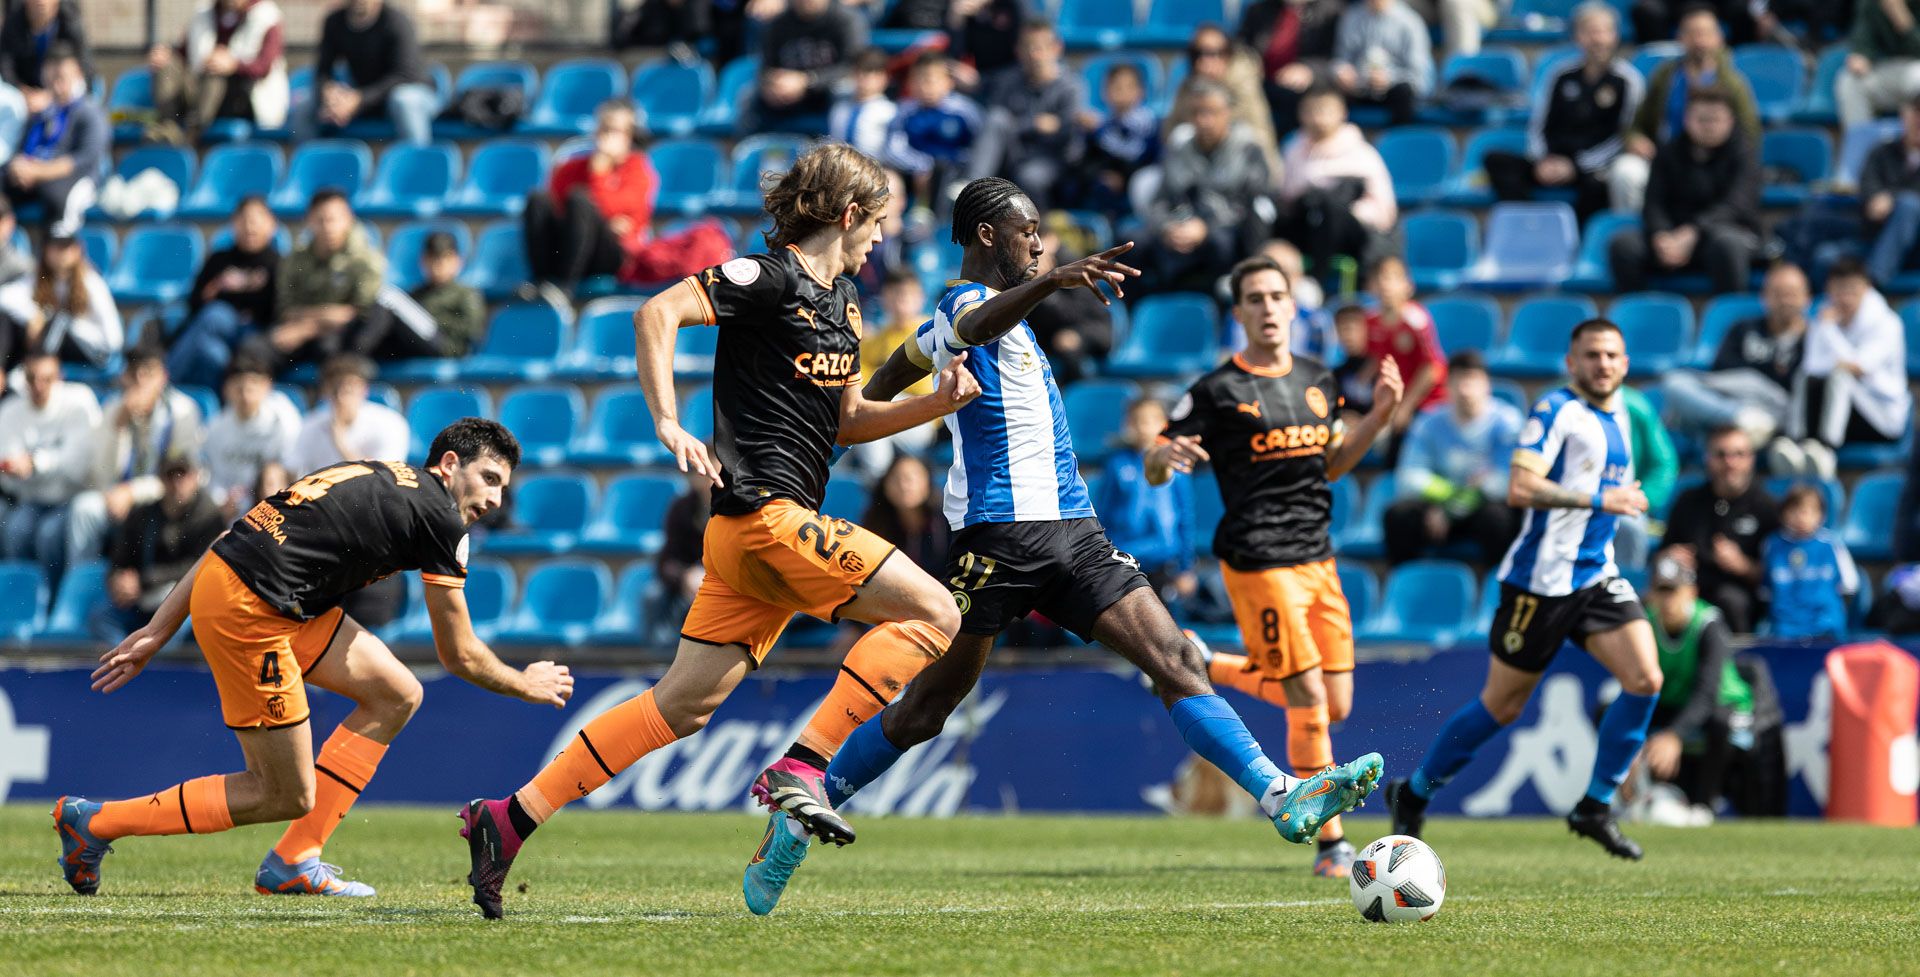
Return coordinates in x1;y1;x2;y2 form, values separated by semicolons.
548;151;657;253
1365;300;1448;412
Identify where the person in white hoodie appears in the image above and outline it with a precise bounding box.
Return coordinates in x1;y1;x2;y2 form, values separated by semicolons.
0;349;97;574
0;230;120;370
1775;257;1913;479
201;348;300;517
65;345;204;572
1274;86;1396;287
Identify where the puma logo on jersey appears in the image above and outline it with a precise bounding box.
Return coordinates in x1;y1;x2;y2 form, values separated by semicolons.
796;306;818;330
1236;402;1262;418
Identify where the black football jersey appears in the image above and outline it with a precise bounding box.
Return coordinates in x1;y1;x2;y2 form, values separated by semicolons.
213;460;469;620
1161;354;1345;571
683;246;862;516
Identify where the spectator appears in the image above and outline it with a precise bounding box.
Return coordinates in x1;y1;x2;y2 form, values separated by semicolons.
283;353;408;477
0;0;89;108
165;194;280;389
645;468;709;646
1868;563;1920;633
946;0;1025;81
1165;24;1282;174
1662;424;1779;632
1094;397;1196;602
861;453;948;574
1384;350;1521;565
406;231;485;358
1485;2;1643;225
744;0;867;135
1836;0;1920;132
265;188;384;366
1609;87;1761;295
1861;93;1920;288
1364;256;1447;439
1139;81;1274;294
829;49;897;160
1237;0;1344;139
1781;257;1912;478
1073;59;1159;217
91;451;224;642
1618;384;1679;571
0;195;30;286
1275;87;1396;287
613;0;711;50
1330;304;1376;418
0;228;118;369
0;74;24;168
1025;219;1114;387
1329;0;1433;128
0;349;97;570
521;101;655;303
202;349;300;516
1762;483;1859;639
1440;0;1505;56
148;0;289;143
883;54;983;211
1661;262;1807;447
972;21;1083;210
301;0;435;145
67;345;205;575
848;269;935;482
1610;4;1760;214
4;45;104;237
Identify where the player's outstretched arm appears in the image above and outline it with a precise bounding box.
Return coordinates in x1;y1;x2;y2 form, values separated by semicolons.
1326;357;1405;481
634;281;722;488
1508;465;1649;516
92;538;222;693
862;343;933;403
838;350;980;445
953;243;1140;347
424;584;574;708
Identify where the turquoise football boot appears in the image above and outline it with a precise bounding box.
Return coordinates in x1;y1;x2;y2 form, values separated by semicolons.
254;851;376;896
1271;753;1384;844
742;809;811;916
52;796;112;895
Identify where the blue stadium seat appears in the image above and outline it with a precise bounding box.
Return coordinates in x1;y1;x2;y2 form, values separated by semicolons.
447;140;550;217
1766;477;1843;529
0;561;45;640
393;559;513;643
1130;0;1223;46
178;143;284;219
444;61;539;107
496;559;611;647
457;302;573;382
1843;471;1903;560
581;474;680;555
107;68;153;143
1760;128;1833;207
560;297;645;380
37;560;105;641
1426;293;1501;355
357;143;460;218
821;479;868;522
1487;0;1585;43
1631;42;1682;83
107;224;204;304
675;319;720;377
268;140;374;217
678;386;714;442
715;133;810;214
76;225;116;273
650;138;724;215
461;221;531;301
1327;476;1359;545
383;219;473;292
520;58;627;136
96;145;194;220
1693;293;1764;367
1403;210;1479;290
1107;293;1219;377
497;386;585;468
178;385;221;422
1358;559;1478;645
1377;127;1457;206
1443;126;1527;207
698;57;759;136
1337;564;1380;633
1081;53;1163;115
1442;47;1528;94
570;384;667;466
1334;473;1395;558
405;387;493;458
1059;0;1136;49
1794;45;1849;125
1188;469;1221;555
1064;378;1138;462
1473;569;1504;632
486;473;595;557
632;58;713;137
1466;202;1578;290
1733;44;1806;122
1565;211;1640;293
1490;378;1528;414
1491;294;1598;377
1904;300;1920;375
1838;426;1913;471
1607;292;1692;374
592;562;657;646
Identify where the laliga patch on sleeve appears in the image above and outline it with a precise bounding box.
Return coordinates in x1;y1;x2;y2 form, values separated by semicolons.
455;534;470;570
1520;416;1545;446
1169;392;1194;421
721;257;761;286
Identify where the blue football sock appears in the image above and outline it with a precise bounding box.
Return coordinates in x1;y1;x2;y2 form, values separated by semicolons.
1409;698;1504;800
1169;694;1283;801
1586;691;1659;805
824;715;907;808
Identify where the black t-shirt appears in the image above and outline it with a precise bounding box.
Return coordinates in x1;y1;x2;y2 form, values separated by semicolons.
214;460;469;621
682;248;861;517
188;246;279;322
1711;318;1804;391
1660;481;1780;597
1162;354;1344;571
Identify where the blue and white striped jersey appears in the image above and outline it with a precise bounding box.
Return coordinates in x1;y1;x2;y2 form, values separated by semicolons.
1496;387;1634;597
905;280;1094;530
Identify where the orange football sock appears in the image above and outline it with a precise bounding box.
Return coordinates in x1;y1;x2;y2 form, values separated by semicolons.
1208;653;1289;706
518;689;677;823
90;775;235;839
1288;703;1341;841
272;726;388;863
794;620;948;761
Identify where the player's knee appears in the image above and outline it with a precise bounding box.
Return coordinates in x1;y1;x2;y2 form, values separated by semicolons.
887;705;948;748
1484;693;1528;726
388;674;425;724
1327;699;1352;723
919;593;961;641
1621;668;1663;698
1155;641;1212;698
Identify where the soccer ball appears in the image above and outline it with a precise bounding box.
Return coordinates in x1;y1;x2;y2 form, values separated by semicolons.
1349;835;1446;922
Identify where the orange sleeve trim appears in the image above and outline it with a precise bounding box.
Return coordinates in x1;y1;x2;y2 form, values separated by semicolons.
421;573;467;589
681;276;717;326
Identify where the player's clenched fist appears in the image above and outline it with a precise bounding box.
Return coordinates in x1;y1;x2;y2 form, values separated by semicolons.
936;351;982;409
520;661;574;708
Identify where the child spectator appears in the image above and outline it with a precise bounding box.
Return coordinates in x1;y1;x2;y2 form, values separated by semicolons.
1329;304;1375;419
849;270;935;483
830;49;897;160
410;231;485;357
1076;60;1159;217
1763;484;1859;639
1094;397;1196;604
1364;256;1447;437
882;54;982;212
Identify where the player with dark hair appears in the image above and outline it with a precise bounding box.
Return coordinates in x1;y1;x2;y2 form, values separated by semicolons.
1145;254;1404;878
1387;319;1663;860
456;142;984;920
53;418;571;898
738;177;1385;915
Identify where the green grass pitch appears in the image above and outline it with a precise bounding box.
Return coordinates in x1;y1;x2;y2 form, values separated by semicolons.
3;805;1915;976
